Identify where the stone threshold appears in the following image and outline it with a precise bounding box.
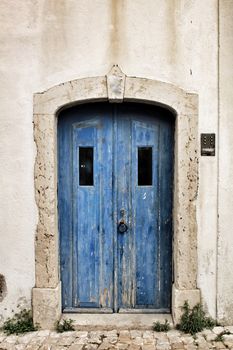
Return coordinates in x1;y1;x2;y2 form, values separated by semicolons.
61;313;173;331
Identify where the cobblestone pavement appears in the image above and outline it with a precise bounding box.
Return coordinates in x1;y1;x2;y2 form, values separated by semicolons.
1;326;233;350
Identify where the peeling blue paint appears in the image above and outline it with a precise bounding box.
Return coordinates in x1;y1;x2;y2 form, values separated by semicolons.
58;103;174;312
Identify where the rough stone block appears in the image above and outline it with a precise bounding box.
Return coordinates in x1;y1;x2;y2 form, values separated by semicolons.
76;332;89;338
141;345;156;350
205;333;217;342
119;330;131;343
172;286;201;324
32;283;61;329
17;332;37;344
213;341;226;350
130;330;142;339
98;342;114;350
132;337;144;346
181;336;194;345
225;326;233;334
223;334;233;347
184;345;197;350
84;345;98;350
171;343;184;350
70;345;85;350
107;65;125;102
116;343;130;350
128;344;141;350
213;327;225;335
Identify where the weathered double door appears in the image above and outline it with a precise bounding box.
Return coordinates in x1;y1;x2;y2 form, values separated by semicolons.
58;103;174;313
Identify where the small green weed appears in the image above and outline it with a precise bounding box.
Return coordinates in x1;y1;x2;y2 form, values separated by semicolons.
215;330;231;342
2;309;38;335
176;301;216;335
153;319;170;332
56;318;75;333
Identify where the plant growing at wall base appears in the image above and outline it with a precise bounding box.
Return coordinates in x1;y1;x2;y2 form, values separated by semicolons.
2;309;38;335
176;301;216;335
153;319;171;332
56;318;75;333
215;330;231;342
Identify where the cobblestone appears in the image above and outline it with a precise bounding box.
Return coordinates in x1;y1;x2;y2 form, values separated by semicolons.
212;328;224;336
0;327;233;350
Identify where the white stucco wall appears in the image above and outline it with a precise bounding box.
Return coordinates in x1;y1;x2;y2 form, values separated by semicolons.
0;0;232;324
218;0;233;324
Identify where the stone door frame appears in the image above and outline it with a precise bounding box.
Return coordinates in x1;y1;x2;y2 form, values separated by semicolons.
32;65;200;329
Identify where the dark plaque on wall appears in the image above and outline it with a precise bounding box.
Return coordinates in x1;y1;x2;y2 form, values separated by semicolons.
201;133;215;156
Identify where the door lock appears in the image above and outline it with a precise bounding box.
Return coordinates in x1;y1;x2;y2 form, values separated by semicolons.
118;208;128;233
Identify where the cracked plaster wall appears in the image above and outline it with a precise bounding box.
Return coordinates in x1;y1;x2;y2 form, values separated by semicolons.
0;0;231;324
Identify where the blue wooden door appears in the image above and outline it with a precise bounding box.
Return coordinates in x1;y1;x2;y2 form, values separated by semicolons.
58;103;174;313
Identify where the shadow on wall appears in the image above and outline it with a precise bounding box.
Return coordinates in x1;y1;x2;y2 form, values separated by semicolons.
0;274;7;302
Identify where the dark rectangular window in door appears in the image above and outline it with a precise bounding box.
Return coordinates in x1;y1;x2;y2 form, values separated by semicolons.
79;147;94;186
138;147;152;186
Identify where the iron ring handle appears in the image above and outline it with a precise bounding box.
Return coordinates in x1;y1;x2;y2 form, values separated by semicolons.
118;220;128;233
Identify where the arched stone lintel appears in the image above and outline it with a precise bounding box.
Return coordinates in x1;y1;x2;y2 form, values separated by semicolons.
33;69;200;329
33;74;196;117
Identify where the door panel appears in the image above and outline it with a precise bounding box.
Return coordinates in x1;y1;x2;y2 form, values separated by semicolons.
132;119;159;308
58;103;174;312
157;120;174;309
73;121;99;307
59;105;114;310
115;115;132;309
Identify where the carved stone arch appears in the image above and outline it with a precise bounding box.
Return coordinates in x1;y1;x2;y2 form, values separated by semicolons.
32;65;200;329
